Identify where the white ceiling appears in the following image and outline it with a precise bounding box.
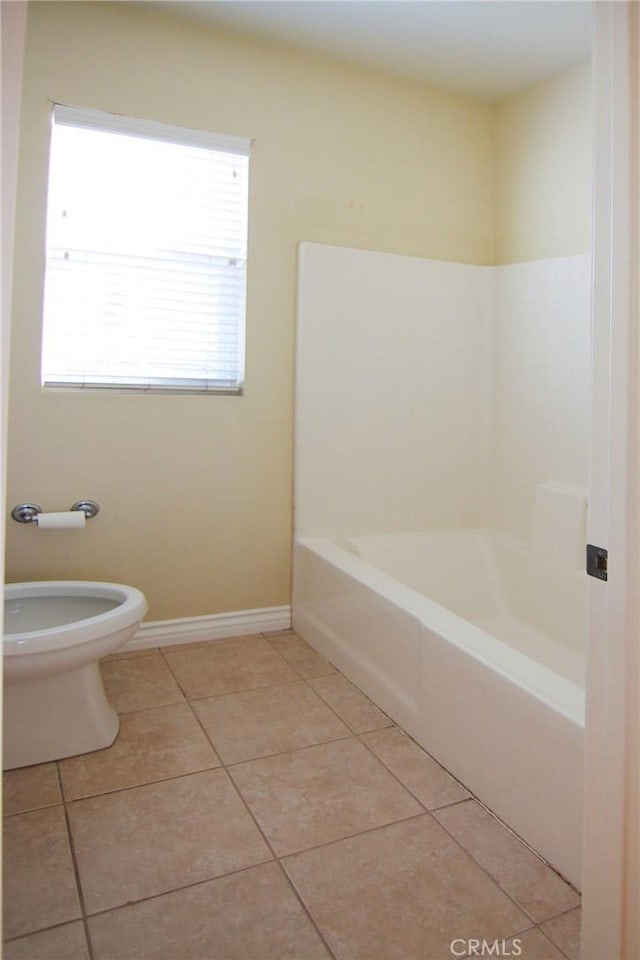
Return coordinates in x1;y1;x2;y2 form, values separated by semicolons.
140;1;592;102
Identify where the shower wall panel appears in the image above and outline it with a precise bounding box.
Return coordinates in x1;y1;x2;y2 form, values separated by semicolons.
296;244;591;549
295;243;494;538
490;256;591;544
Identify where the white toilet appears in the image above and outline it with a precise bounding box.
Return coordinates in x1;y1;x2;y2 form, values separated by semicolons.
3;580;147;769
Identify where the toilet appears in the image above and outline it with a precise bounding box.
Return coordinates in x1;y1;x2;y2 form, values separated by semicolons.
3;580;147;769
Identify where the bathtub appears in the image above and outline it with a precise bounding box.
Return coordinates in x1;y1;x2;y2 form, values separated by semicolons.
292;529;585;888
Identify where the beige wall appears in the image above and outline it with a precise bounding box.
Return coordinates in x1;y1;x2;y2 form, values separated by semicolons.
6;1;494;619
493;60;592;263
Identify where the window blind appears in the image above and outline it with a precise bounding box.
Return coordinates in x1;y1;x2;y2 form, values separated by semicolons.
42;104;250;393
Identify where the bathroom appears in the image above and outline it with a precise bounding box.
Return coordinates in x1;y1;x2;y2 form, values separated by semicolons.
2;1;638;958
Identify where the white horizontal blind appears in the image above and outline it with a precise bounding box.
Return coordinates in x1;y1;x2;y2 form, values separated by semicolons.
42;105;250;392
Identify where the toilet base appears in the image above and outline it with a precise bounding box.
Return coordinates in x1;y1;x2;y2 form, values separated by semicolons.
3;661;120;769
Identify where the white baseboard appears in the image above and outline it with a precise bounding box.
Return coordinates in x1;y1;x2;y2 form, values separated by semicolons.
124;605;292;651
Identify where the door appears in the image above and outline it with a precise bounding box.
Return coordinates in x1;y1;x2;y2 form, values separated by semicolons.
582;3;640;957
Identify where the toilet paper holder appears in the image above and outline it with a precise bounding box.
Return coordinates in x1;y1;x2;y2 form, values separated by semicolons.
11;500;101;523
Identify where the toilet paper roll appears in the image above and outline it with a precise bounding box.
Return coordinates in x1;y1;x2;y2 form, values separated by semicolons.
37;511;86;529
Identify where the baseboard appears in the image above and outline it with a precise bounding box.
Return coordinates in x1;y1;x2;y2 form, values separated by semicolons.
123;605;292;651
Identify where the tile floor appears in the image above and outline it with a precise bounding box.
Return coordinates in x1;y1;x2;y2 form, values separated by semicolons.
3;630;582;960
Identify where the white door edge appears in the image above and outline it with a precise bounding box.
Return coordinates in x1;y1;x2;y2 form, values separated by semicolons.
582;3;640;957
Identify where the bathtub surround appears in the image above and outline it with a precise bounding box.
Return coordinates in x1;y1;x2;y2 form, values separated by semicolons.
295;243;590;544
293;243;590;887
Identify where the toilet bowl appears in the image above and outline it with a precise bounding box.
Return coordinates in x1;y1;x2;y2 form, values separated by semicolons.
3;581;147;769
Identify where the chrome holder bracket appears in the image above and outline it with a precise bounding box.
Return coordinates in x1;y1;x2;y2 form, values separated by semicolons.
70;500;100;519
10;503;42;524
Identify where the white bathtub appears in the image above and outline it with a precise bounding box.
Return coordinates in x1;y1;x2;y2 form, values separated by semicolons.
292;529;585;888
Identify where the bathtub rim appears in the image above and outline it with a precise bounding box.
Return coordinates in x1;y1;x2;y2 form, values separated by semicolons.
296;536;585;728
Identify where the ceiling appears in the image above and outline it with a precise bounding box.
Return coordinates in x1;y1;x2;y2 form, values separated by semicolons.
139;1;592;102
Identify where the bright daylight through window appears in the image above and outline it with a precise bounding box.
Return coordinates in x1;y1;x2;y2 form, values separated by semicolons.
42;105;249;393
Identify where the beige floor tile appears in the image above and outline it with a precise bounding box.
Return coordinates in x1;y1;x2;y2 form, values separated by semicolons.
503;927;567;959
3;921;90;960
230;737;423;856
59;703;220;800
541;907;581;960
163;634;298;699
308;673;393;733
2;807;81;939
102;647;159;662
68;768;271;914
434;800;581;923
193;681;350;764
100;655;184;713
266;632;336;678
361;727;470;809
89;861;330;959
283;815;529;960
3;763;61;816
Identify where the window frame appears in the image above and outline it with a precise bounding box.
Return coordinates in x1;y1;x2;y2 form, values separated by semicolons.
41;103;251;396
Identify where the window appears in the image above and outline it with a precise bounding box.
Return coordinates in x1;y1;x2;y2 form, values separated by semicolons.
42;104;250;393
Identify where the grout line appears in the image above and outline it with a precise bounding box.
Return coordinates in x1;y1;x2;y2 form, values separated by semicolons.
532;923;573;960
187;676;323;705
353;731;431;813
300;676;395;738
173;670;359;771
261;633;339;678
157;631;271;656
102;649;160;663
110;698;185;716
539;903;582;923
537;905;581;960
207;738;338;960
60;766;227;805
157;644;318;703
287;671;469;820
67;858;334;960
58;760;225;804
271;862;339;960
73;860;277;921
306;673;394;726
2;915;93;946
430;809;552;927
2;799;65;819
399;730;472;796
468;794;581;893
274;810;432;863
220;733;357;769
428;797;474;813
54;762;96;960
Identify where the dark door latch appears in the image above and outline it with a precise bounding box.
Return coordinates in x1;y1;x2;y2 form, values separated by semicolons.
586;544;608;581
